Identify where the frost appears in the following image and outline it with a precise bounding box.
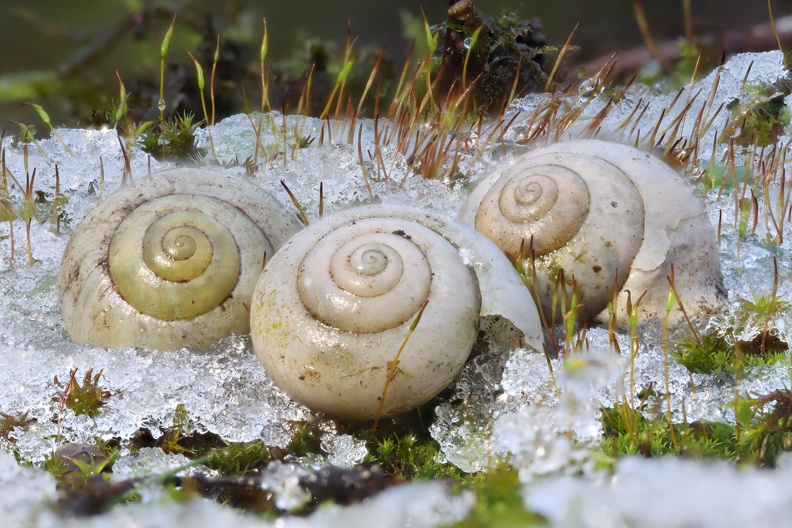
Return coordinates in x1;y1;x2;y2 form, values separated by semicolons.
0;450;57;526
490;346;620;480
431;341;620;474
527;457;792;528
0;316;312;461
491;410;582;479
1;50;792;526
111;448;199;481
320;434;368;468
277;481;473;528
570;51;791;148
202;112;474;219
259;461;312;511
108;448;203;504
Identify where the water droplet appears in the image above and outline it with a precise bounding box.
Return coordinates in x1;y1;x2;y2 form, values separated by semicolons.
465;131;479;149
157;99;166;112
577;78;599;103
463;37;472;50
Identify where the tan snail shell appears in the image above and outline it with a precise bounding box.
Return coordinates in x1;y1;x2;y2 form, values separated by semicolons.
250;204;543;420
459;139;725;325
58;168;302;350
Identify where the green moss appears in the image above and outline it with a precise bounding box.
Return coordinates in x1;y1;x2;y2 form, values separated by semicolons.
286;421;324;458
671;38;719;87
673;332;788;375
450;464;544;528
138;112;205;160
673;287;789;378
365;432;463;480
42;441;117;490
362;425;545;526
673;333;736;374
600;386;792;466
204;440;271;475
0;410;32;442
697;161;750;193
53;368;111;418
121;408;271;477
40;454;71;480
600;405;736;460
727;82;791;147
732;390;792;466
154;405;225;457
159;427;193;456
739;290;790;324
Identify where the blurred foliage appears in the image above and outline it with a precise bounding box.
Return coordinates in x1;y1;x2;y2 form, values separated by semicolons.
0;0;557;133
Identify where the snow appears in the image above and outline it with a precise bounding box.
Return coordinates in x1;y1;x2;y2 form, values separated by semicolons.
1;50;792;526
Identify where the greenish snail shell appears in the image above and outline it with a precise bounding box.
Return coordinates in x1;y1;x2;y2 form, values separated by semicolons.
58;168;302;350
250;204;543;420
459;139;726;326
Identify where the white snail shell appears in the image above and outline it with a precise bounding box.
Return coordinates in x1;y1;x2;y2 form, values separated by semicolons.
250;204;543;420
459;139;725;325
58;168;303;350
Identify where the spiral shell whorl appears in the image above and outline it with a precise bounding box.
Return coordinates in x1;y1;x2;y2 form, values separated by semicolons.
109;196;243;321
298;222;432;333
460;139;726;325
58;168;303;350
143;218;214;281
251;204;547;419
502;173;559;221
251;207;495;419
477;164;590;258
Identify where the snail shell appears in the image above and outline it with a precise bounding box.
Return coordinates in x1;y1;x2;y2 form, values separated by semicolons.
459;139;725;325
58;168;302;350
250;204;542;420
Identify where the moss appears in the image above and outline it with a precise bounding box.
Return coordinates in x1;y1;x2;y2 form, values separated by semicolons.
600;386;792;467
600;404;736;460
361;424;545;526
671;39;719;87
42;441;116;490
0;410;32;443
204;440;271;475
40;453;71;480
673;333;737;374
150;405;225;457
673;291;789;376
3;2;792;523
673;334;789;375
138;112;206;160
450;464;544;528
739;290;790;326
285;420;324;458
365;432;463;480
697;161;750;194
727;82;791;147
732;389;792;467
53;368;112;418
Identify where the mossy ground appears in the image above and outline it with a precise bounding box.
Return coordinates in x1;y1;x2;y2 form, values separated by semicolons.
2;1;792;525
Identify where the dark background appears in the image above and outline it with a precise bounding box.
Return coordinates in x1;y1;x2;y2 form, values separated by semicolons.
0;0;789;127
